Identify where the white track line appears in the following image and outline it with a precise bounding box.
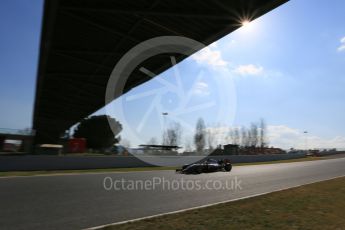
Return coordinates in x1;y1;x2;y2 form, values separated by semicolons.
85;174;345;230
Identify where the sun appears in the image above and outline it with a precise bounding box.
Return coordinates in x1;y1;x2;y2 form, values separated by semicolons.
241;20;251;28
239;19;255;32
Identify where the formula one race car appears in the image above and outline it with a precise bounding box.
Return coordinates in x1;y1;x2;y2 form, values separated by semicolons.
176;158;232;174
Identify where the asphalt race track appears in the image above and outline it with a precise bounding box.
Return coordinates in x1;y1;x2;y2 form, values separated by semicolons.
1;157;345;230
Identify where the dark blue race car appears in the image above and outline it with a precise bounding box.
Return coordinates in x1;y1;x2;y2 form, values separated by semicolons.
176;158;232;174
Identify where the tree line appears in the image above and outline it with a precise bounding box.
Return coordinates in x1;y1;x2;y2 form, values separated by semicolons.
72;115;268;152
151;117;268;152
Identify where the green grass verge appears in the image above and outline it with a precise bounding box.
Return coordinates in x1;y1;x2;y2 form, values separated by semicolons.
0;156;326;177
103;176;345;230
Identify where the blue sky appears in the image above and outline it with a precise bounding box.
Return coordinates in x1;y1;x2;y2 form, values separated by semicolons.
1;0;345;149
0;0;43;129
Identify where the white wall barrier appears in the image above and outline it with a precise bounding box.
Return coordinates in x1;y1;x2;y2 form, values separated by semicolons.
205;153;307;163
0;153;308;171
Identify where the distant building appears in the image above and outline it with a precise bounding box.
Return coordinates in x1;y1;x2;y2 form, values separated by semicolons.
222;145;285;155
3;142;20;152
223;144;239;155
183;145;286;156
110;145;130;155
139;144;181;155
208;148;223;156
263;147;286;155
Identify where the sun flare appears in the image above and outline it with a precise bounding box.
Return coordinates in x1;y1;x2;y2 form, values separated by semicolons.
241;20;251;27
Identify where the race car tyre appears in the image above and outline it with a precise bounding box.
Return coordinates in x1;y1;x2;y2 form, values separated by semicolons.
224;164;232;172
